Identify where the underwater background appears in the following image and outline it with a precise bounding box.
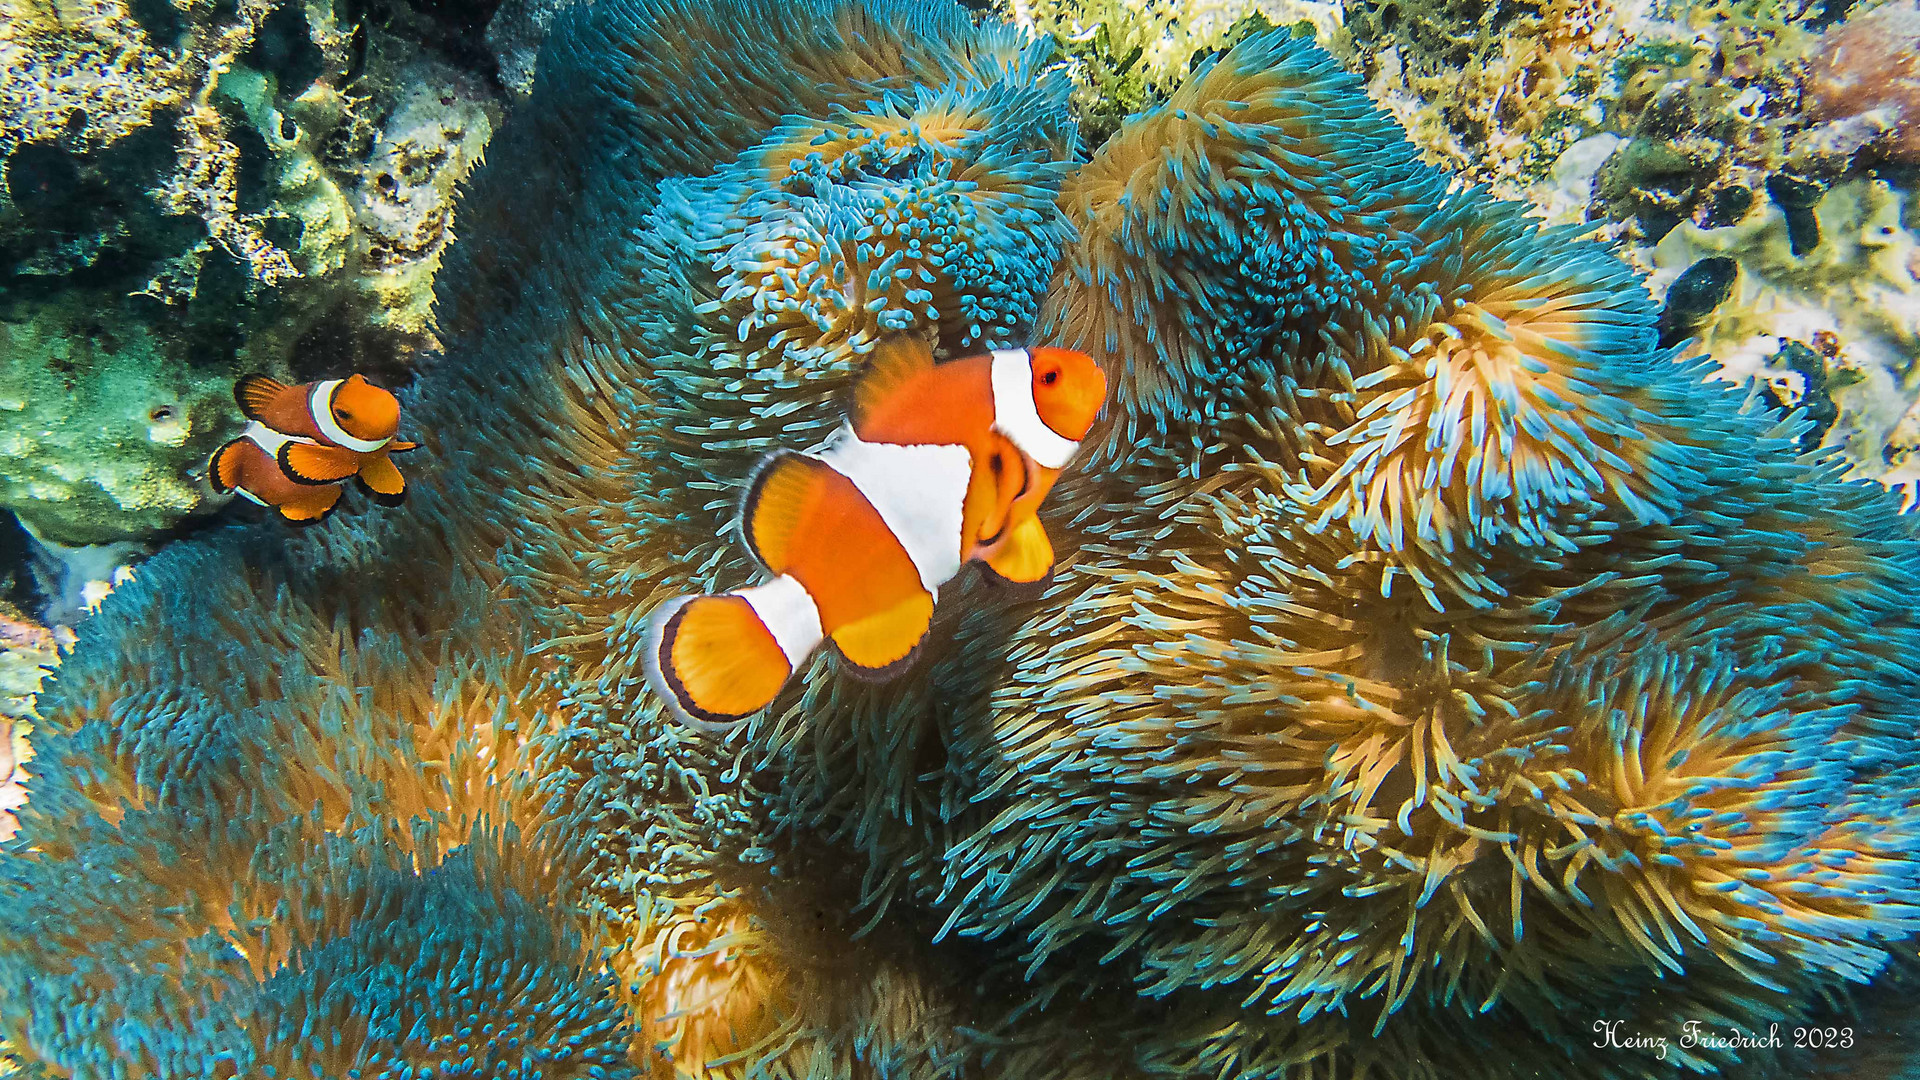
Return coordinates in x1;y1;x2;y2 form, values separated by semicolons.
4;0;1920;1075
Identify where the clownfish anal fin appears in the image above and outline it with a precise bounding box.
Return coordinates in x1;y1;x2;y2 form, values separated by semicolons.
209;438;247;494
741;450;832;573
275;485;342;526
979;513;1054;585
279;441;360;485
848;334;936;436
356;454;407;505
829;590;934;677
234;373;288;421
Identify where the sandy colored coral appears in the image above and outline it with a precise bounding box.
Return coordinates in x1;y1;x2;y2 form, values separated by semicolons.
1804;0;1920;164
0;299;239;545
1642;178;1920;499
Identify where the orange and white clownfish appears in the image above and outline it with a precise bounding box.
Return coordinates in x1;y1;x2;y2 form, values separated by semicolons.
644;337;1108;733
207;373;418;525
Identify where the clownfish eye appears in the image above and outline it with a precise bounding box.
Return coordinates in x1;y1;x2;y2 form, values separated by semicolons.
336;408;354;421
1041;369;1059;385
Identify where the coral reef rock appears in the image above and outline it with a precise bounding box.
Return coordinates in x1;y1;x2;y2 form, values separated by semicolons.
1803;0;1920;165
0;298;235;546
1;0;507;559
4;1;1920;1078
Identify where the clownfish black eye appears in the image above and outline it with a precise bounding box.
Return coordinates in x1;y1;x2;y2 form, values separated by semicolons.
1041;369;1059;385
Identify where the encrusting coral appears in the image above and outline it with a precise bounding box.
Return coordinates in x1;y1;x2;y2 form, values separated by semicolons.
4;0;1920;1077
0;0;504;556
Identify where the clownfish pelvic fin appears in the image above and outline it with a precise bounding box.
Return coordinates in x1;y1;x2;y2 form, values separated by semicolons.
644;575;825;732
355;455;408;505
979;513;1055;586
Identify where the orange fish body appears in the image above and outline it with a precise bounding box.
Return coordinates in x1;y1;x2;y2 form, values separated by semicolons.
646;338;1107;732
208;373;417;525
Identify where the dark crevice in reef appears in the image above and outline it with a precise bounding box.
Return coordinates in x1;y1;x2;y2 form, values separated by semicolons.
343;0;505;89
0;512;47;617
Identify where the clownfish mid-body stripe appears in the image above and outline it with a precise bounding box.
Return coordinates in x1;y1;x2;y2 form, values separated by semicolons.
239;420;312;458
990;349;1081;470
311;379;392;453
812;429;971;596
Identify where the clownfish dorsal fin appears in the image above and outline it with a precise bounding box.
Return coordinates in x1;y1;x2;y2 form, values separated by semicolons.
234;374;289;422
980;513;1055;585
740;451;835;573
848;334;936;437
830;590;934;676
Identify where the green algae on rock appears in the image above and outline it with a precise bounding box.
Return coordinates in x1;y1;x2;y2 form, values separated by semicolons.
3;0;1920;1077
0;298;238;546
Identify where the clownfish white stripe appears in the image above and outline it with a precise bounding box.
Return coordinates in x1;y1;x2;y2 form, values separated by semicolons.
990;349;1081;470
310;379;391;453
813;427;970;597
732;574;825;670
240;420;313;456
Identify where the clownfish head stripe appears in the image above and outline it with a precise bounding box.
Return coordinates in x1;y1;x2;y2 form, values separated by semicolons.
990;349;1081;470
311;379;392;453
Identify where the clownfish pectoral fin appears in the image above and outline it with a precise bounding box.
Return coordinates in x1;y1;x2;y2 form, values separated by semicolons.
848;334;935;436
386;439;420;453
740;450;835;573
209;438;248;494
980;513;1055;586
274;485;343;526
355;454;407;506
829;590;934;679
645;578;820;732
234;374;290;422
278;441;360;485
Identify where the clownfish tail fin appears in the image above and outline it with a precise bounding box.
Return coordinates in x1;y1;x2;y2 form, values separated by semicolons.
209;437;247;494
234;373;288;421
848;332;935;434
644;575;824;734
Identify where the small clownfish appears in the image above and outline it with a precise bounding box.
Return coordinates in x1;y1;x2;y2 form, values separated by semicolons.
208;373;418;525
644;337;1108;733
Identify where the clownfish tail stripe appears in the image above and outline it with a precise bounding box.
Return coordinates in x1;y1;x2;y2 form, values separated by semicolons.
643;575;824;734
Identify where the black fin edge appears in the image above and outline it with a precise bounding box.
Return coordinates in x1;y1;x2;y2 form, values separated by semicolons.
737;449;804;573
277;441;351;486
208;438;245;494
975;557;1054;593
653;598;762;730
829;636;924;683
233;373;283;422
354;473;407;506
275;495;341;528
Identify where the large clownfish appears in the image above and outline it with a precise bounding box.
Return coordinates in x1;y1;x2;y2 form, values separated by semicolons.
644;337;1108;732
208;373;417;525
